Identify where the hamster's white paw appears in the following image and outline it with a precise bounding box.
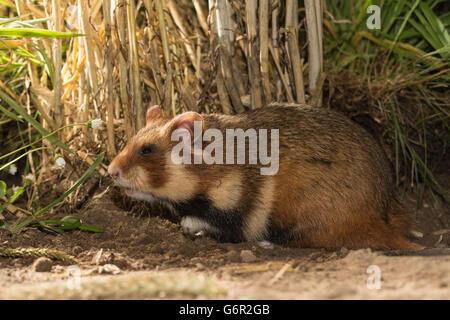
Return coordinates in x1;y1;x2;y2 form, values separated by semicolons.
257;240;275;249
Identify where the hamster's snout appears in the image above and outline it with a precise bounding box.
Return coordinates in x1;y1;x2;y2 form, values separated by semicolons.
108;163;120;180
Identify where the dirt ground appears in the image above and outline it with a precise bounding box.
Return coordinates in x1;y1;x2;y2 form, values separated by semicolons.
0;170;449;299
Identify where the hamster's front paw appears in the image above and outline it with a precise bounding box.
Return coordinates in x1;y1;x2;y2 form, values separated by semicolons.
180;216;218;240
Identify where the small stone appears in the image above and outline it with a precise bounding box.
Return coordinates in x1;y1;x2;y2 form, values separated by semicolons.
340;247;349;255
225;250;240;263
32;257;53;272
195;263;205;271
240;250;257;263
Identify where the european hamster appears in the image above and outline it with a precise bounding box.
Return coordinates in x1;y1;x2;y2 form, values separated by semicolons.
108;104;421;250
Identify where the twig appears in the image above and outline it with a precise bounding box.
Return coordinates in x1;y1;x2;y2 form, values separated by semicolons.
268;261;292;285
0;246;78;265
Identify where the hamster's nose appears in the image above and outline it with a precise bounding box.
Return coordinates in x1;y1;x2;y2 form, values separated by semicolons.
108;164;121;180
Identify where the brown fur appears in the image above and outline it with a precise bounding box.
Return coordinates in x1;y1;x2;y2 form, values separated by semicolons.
109;104;421;250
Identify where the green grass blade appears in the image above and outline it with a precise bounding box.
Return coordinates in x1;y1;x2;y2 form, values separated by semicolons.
0;181;6;198
0;28;83;38
386;0;420;58
33;43;54;87
12;152;105;232
8;18;50;28
0;104;23;122
0;0;15;9
0;89;72;153
79;224;105;233
418;2;450;48
0;147;49;172
0;15;28;26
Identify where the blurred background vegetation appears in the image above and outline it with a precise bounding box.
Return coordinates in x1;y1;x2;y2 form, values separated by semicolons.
0;0;448;230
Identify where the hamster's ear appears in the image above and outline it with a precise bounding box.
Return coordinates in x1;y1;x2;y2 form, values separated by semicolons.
167;112;204;142
146;105;163;125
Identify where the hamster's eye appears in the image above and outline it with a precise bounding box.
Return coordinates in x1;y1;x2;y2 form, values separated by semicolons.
139;145;153;156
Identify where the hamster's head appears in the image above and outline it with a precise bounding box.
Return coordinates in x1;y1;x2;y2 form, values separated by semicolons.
108;105;203;202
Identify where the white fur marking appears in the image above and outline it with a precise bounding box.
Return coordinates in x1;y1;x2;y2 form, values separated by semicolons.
257;240;275;249
181;216;218;235
243;177;275;241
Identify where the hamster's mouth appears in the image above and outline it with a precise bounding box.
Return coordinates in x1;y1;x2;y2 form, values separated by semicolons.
123;188;159;203
124;188;137;195
124;188;150;196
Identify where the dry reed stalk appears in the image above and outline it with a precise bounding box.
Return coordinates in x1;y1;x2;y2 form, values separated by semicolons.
270;2;293;102
102;0;116;156
269;43;294;102
78;60;88;143
127;0;144;130
259;0;271;103
195;29;202;81
29;93;54;130
315;0;324;68
153;0;170;66
245;0;263;109
162;63;174;116
270;2;280;101
167;0;198;75
285;0;306;104
75;1;89;144
0;79;16;99
162;2;198;113
177;81;199;112
209;0;244;113
231;62;246;98
304;0;323;106
115;0;133;140
151;0;174;115
79;0;100;116
193;0;209;36
51;0;63;133
215;72;233;114
286;27;306;103
144;28;163;103
24;1;45;20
